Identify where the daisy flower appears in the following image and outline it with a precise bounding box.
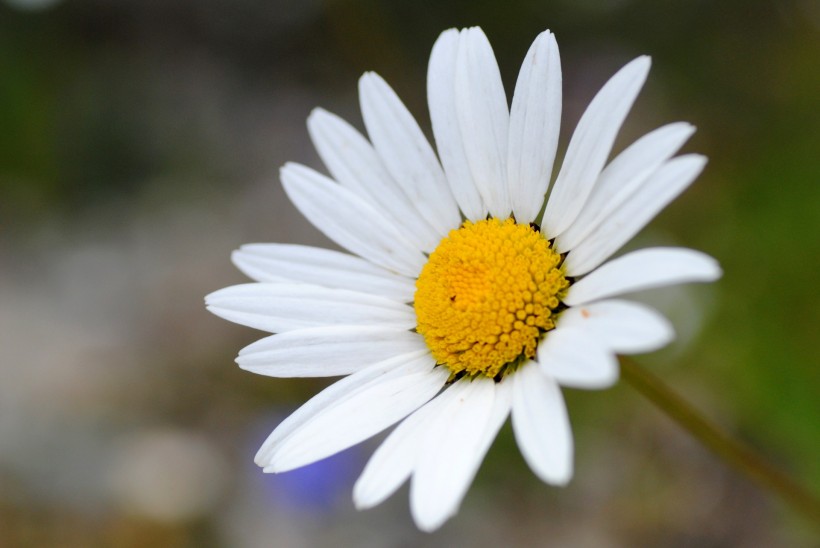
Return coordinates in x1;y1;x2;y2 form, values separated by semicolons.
206;27;722;532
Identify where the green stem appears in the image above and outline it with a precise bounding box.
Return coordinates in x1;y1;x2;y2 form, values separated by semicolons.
620;357;820;525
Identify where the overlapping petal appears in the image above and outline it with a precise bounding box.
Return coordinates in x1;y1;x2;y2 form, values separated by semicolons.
237;326;427;377
307;108;441;252
454;27;511;218
565;247;722;305
205;283;416;333
563;154;708;276
281;163;426;277
543;56;651;237
538;328;619;389
507;30;562;223
428;29;487;221
255;350;430;467
353;381;453;510
410;377;497;532
359;72;460;236
257;351;447;472
556;300;674;354
232;243;417;302
556;122;695;251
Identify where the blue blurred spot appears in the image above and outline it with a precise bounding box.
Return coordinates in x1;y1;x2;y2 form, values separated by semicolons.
247;410;364;516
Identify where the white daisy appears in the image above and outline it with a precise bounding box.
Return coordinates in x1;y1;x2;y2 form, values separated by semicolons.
206;27;722;532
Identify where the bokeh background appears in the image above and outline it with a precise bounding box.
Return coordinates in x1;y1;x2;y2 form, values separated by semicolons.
1;0;818;546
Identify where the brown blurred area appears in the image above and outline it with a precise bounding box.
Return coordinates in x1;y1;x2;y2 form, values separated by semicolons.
1;0;818;546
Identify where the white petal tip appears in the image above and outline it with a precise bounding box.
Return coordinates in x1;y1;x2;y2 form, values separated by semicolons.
351;488;380;511
413;513;451;534
308;106;328;119
546;470;573;487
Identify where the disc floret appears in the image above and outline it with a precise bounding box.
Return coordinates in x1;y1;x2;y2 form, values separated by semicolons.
415;218;568;379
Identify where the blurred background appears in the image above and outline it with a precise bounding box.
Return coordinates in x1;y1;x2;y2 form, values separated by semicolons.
1;0;818;546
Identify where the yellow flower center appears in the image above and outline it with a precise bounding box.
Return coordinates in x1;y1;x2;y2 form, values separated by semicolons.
414;218;569;379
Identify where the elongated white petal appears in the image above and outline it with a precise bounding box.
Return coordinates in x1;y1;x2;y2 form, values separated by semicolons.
537;328;619;389
411;378;496;532
511;362;573;484
454;27;511;218
236;326;427;377
565;247;722;305
544;56;651;236
508;30;562;224
267;361;448;473
428;28;486;221
254;351;435;466
563;154;708;275
556;122;695;251
359;72;460;236
307;108;441;252
558;300;674;354
281;162;426;277
353;386;452;510
232;243;417;302
205;283;416;333
475;376;513;455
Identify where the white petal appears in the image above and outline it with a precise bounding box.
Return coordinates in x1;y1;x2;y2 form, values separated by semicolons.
359;72;461;236
537;328;619;389
307;108;441;252
205;283;416;333
352;385;452;510
236;326;427;377
254;351;440;466
558;300;674;354
556;122;695;251
564;247;722;305
563;154;708;276
428;28;487;221
266;359;448;473
543;56;651;237
281;162;426;277
410;378;496;532
232;243;417;302
507;30;562;224
454;27;511;218
511;362;573;484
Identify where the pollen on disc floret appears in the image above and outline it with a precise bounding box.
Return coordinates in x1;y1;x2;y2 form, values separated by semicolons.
414;218;569;379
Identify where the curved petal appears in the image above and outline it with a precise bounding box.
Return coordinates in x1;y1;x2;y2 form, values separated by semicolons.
511;362;573;484
255;350;428;466
454;27;511;218
558;300;674;354
281;163;426;277
410;377;496;532
266;364;447;473
358;72;460;236
508;30;562;224
563;154;708;276
353;384;452;511
232;243;417;302
428;28;486;221
205;283;416;333
543;56;651;237
556;122;695;251
307;108;441;252
565;247;722;305
537;328;619;389
236;326;427;377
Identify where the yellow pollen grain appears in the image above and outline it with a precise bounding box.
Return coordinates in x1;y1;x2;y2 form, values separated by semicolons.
414;218;569;379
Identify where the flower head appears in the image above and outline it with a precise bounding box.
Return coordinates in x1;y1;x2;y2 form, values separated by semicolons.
206;27;721;532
